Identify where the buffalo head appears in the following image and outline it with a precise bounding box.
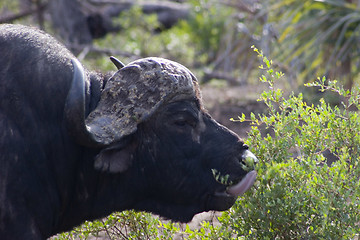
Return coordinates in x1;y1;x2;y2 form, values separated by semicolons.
66;57;257;222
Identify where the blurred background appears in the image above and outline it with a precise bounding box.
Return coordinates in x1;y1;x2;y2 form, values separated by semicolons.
2;0;360;139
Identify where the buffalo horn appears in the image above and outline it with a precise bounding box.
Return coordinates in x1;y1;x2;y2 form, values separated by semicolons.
110;56;125;70
64;59;106;147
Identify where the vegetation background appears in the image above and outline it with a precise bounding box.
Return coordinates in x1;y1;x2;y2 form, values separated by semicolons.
1;0;360;239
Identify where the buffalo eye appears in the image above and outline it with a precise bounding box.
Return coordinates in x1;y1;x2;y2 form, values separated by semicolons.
174;119;188;127
171;113;198;129
160;101;201;132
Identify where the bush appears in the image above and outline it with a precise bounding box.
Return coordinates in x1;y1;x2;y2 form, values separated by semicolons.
90;1;234;69
84;6;196;73
222;47;360;239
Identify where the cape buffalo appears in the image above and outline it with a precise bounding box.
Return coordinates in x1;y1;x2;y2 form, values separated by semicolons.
0;24;257;239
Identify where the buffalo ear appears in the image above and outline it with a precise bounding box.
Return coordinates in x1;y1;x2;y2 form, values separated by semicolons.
94;137;136;173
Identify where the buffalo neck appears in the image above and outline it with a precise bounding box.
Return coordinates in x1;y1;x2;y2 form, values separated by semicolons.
54;148;145;235
53;73;141;234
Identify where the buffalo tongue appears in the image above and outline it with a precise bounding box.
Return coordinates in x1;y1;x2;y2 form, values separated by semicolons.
226;170;257;196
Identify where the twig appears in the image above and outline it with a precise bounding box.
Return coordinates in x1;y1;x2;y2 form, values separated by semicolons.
202;70;242;85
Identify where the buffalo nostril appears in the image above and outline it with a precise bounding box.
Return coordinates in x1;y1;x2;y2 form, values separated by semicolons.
240;150;258;171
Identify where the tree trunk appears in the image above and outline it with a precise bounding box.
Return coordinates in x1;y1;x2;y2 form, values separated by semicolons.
48;0;92;46
342;56;353;90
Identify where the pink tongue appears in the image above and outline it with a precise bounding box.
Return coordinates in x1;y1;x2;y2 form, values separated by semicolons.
226;170;257;196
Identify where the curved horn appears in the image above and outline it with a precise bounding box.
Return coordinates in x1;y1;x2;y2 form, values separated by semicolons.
64;58;106;147
110;56;125;70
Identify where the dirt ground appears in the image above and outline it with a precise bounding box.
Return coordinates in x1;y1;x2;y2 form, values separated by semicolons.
201;83;267;139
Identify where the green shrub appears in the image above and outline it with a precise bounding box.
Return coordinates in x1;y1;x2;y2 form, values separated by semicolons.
87;6;196;71
221;46;360;239
179;0;234;63
52;211;162;239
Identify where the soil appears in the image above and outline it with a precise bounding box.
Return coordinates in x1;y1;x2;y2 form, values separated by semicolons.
201;83;267;139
